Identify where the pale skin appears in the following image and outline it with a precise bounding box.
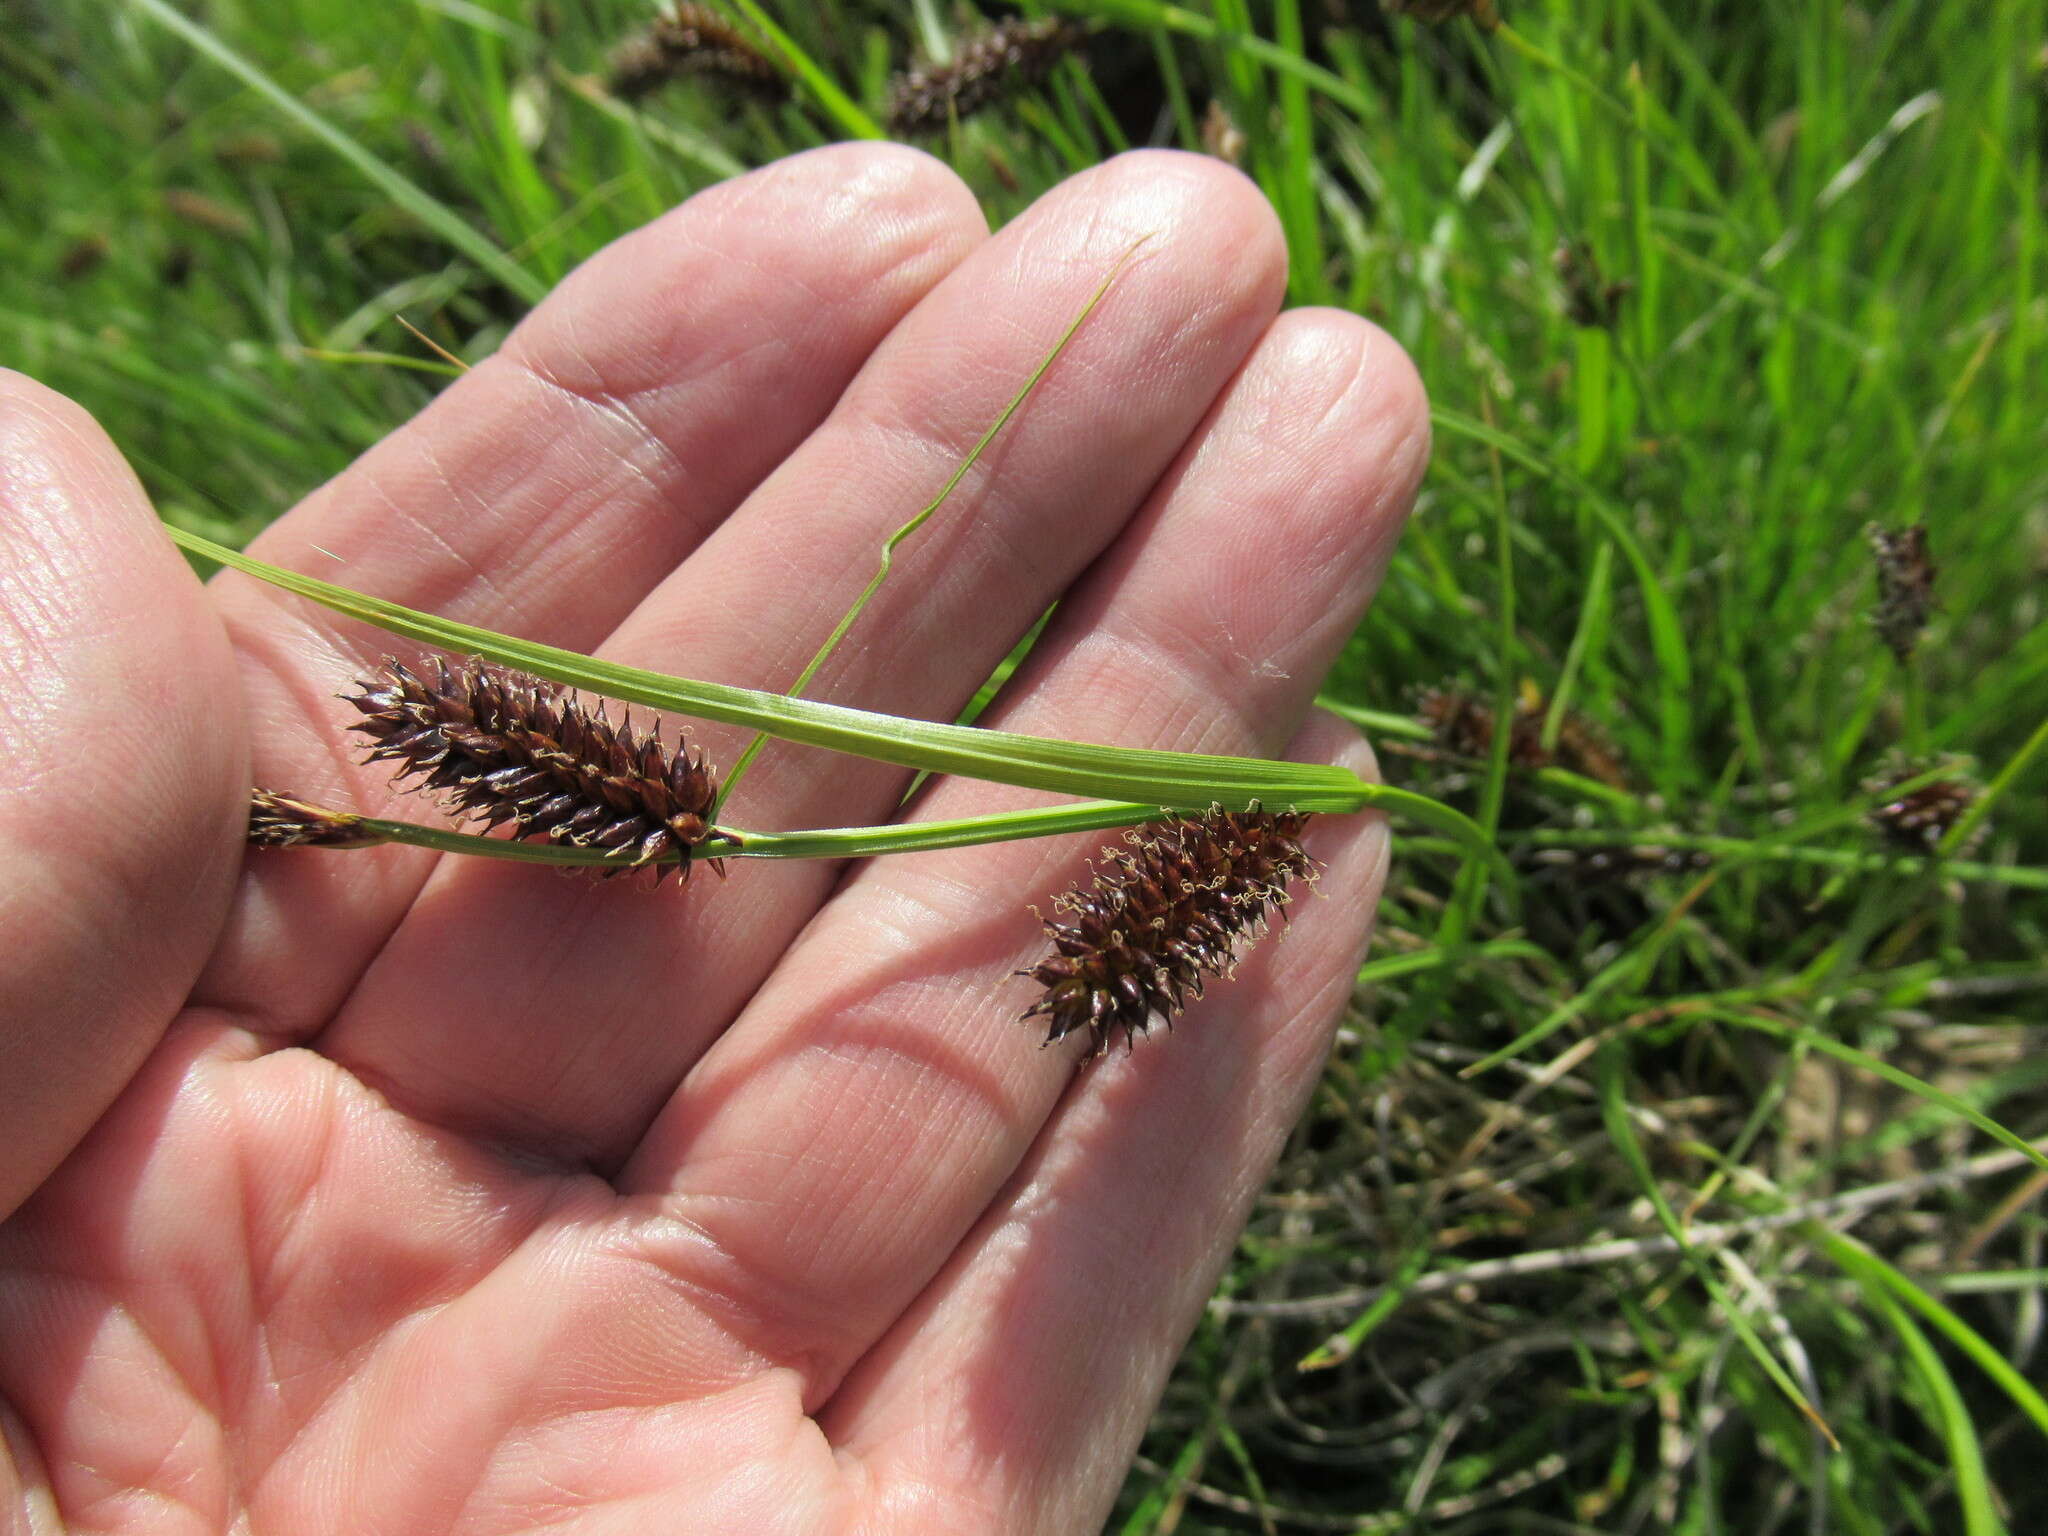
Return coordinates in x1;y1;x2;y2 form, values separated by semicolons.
0;147;1427;1534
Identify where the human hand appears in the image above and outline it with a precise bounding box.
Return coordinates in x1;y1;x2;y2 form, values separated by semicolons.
0;145;1426;1533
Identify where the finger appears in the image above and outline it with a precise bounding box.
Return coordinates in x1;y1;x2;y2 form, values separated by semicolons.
192;143;987;1039
621;308;1430;1402
827;719;1386;1531
319;153;1290;1167
0;373;245;1219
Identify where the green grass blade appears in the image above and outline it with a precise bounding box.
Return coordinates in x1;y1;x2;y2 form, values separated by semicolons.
351;801;1185;865
299;349;466;378
1814;1228;2048;1443
1297;1240;1431;1371
1354;938;1554;988
1462;976;1612;1077
1116;1431;1206;1535
1943;713;2048;856
1312;696;1432;741
1595;1046;1839;1451
1446;399;1521;940
726;789;1498;869
171;528;1504;879
1430;407;1694;788
1841;1268;2000;1535
726;0;882;139
718;238;1148;805
719;800;1185;859
125;0;546;305
1545;538;1614;751
1707;1009;2048;1172
1269;0;1326;303
343;793;1478;872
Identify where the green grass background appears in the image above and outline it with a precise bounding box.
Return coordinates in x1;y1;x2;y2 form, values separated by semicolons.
5;0;2046;1528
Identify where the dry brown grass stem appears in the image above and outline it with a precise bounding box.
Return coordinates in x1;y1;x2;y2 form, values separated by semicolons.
1212;1134;2048;1320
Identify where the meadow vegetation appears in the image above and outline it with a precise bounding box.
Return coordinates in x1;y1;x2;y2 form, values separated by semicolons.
4;1;2045;1528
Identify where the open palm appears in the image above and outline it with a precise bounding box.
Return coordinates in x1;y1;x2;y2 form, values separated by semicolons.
0;146;1425;1534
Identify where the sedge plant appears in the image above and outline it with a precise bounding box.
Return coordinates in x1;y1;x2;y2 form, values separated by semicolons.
174;261;1498;885
174;257;1501;1057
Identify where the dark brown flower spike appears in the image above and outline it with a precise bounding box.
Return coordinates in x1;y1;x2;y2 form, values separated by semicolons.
1866;767;1977;852
1413;683;1628;788
1021;806;1316;1056
885;17;1090;136
248;787;387;849
345;657;721;881
1868;522;1937;662
1555;238;1632;330
59;233;110;280
1417;685;1548;769
607;4;785;103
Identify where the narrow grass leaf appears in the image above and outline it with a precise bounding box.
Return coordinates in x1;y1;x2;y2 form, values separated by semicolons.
1298;1240;1431;1371
1708;1008;2048;1171
1431;406;1694;787
1354;938;1554;988
1845;1275;1999;1536
726;0;882;139
1595;1046;1839;1450
169;528;1506;878
1813;1227;2048;1442
125;0;546;305
720;237;1148;804
1943;713;2048;856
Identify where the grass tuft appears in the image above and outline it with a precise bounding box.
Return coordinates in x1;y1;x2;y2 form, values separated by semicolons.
5;0;2044;1526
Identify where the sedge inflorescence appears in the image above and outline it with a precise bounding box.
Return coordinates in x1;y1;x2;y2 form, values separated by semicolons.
1866;767;1977;852
247;787;385;849
885;17;1089;135
607;4;785;103
1867;522;1937;663
345;657;721;880
1021;807;1316;1056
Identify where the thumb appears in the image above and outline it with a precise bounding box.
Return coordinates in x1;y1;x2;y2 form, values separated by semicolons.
0;372;246;1220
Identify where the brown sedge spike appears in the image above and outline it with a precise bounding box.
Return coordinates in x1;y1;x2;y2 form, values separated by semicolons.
1416;685;1548;768
885;17;1090;136
1865;763;1978;852
59;233;110;280
1868;522;1937;663
1555;238;1632;331
162;187;255;239
1021;806;1316;1056
345;657;721;881
1413;682;1627;787
606;4;786;103
248;788;387;849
